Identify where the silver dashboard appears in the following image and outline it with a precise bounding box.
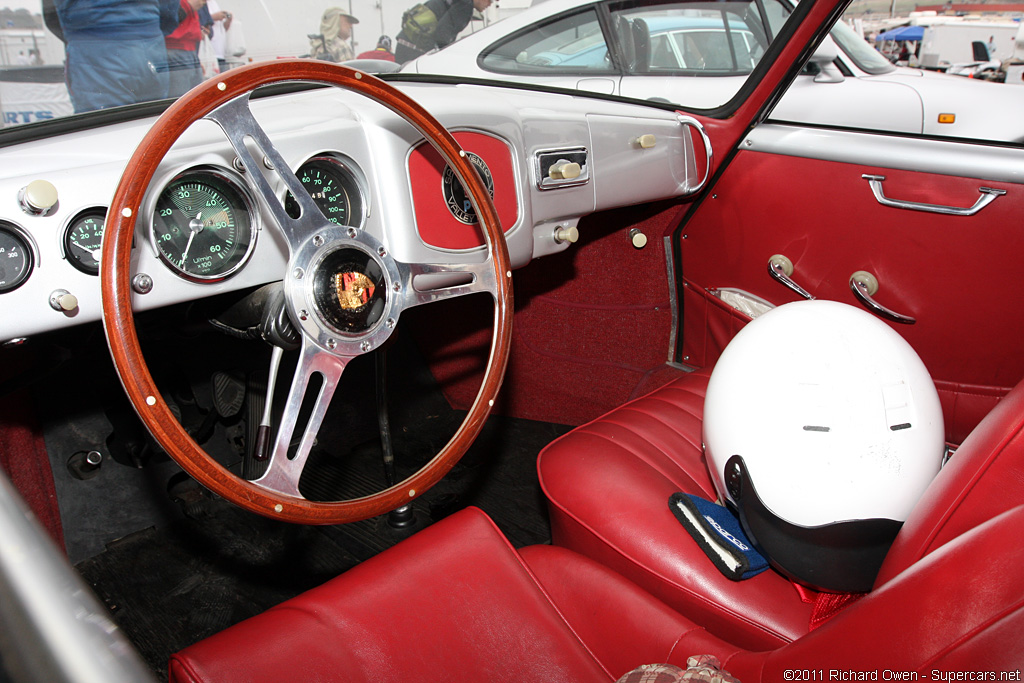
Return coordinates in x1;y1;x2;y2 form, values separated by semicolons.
0;80;707;343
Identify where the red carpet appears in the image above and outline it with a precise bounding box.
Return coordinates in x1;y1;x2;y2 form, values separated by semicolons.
0;347;64;549
412;201;688;426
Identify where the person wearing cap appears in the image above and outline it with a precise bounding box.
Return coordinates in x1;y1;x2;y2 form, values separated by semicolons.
309;7;358;62
356;34;396;61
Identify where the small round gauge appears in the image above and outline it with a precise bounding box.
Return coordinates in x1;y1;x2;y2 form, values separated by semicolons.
0;221;33;293
152;169;256;282
284;156;363;227
64;209;106;275
442;152;494;225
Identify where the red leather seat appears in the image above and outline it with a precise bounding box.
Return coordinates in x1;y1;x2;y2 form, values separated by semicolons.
170;499;1024;681
171;374;1024;680
538;367;1024;650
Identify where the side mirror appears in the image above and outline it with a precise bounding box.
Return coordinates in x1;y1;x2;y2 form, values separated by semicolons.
808;37;844;83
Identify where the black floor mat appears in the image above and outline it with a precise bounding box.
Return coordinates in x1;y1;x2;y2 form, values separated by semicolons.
73;329;572;679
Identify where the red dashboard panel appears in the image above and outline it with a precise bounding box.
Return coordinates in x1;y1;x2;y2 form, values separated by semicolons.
408;131;518;250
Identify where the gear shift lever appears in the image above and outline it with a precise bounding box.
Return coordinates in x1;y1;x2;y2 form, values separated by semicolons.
377;349;415;528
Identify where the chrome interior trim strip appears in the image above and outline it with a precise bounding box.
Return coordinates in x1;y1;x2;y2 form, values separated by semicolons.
744;124;1024;185
664;234;678;363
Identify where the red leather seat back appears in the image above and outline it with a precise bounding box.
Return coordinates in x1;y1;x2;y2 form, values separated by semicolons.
875;377;1024;587
752;505;1024;674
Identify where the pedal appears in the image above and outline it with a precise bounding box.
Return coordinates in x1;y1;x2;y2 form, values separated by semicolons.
211;371;245;418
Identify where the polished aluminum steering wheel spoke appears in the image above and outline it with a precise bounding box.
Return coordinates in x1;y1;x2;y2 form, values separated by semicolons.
205;96;327;249
397;259;497;309
253;339;348;498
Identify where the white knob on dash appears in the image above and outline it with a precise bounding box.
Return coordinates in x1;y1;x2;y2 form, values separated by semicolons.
20;179;58;215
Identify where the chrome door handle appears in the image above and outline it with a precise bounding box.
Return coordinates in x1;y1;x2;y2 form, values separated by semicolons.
862;174;1005;216
768;254;814;300
849;270;915;325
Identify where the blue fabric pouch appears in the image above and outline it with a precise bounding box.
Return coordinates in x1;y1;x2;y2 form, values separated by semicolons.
668;492;769;581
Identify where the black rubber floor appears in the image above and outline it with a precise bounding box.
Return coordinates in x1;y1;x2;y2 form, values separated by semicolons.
74;329;571;679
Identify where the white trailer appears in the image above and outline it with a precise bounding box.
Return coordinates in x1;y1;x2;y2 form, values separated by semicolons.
920;22;1018;70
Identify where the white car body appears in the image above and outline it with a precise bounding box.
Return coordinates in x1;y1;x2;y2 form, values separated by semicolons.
403;0;1024;142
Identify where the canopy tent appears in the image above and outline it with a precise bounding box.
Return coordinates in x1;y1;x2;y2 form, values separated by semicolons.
876;25;925;41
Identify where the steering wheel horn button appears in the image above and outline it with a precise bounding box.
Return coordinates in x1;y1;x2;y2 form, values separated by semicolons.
334;271;375;311
310;246;387;337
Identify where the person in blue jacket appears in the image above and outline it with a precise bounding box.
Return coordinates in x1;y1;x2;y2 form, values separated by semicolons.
43;0;191;113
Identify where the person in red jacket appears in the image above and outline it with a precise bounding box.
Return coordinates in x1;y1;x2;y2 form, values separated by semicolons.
356;35;396;62
165;0;207;97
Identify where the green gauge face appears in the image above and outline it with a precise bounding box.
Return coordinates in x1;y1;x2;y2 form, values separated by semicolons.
284;156;362;227
64;211;105;275
153;170;255;281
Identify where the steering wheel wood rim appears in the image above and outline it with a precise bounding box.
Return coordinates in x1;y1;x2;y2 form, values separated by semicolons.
101;60;513;524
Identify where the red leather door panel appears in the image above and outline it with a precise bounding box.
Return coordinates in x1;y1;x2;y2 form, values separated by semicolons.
679;137;1024;443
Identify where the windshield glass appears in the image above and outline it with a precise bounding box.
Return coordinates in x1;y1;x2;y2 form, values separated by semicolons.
829;17;894;74
0;0;867;129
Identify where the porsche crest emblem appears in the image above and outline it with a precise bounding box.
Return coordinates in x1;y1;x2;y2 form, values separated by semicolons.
334;271;375;310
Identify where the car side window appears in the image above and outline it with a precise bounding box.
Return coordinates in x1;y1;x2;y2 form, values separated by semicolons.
479;9;612;73
609;0;788;76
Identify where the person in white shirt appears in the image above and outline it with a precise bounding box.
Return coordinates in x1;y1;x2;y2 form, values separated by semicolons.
206;0;233;73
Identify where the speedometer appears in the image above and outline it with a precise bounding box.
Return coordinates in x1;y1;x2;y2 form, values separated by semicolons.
152;168;256;282
284;156;363;227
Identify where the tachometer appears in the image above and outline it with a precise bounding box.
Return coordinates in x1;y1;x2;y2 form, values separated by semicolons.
152;169;256;282
64;209;106;275
284;156;363;227
0;221;33;293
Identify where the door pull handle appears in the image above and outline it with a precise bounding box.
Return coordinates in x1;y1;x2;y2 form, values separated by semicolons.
849;270;916;325
862;174;1005;216
768;254;814;300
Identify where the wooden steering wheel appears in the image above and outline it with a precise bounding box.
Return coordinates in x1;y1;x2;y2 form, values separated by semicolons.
101;60;513;524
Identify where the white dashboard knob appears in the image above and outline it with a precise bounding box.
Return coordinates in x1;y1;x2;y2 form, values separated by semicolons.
554;225;579;244
20;179;58;216
549;161;581;181
49;289;78;312
635;134;657;149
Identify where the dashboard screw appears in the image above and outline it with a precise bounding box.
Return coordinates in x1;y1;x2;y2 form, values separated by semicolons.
377;246;387;257
360;341;371;352
313;234;324;247
299;309;308;321
347;227;357;238
293;268;304;280
326;338;337;350
132;273;154;294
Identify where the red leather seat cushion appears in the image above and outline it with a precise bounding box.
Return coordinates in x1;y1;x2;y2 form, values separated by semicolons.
537;369;813;649
169;508;613;683
169;506;749;683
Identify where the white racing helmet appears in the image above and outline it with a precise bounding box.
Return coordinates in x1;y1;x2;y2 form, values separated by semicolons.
703;300;944;592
